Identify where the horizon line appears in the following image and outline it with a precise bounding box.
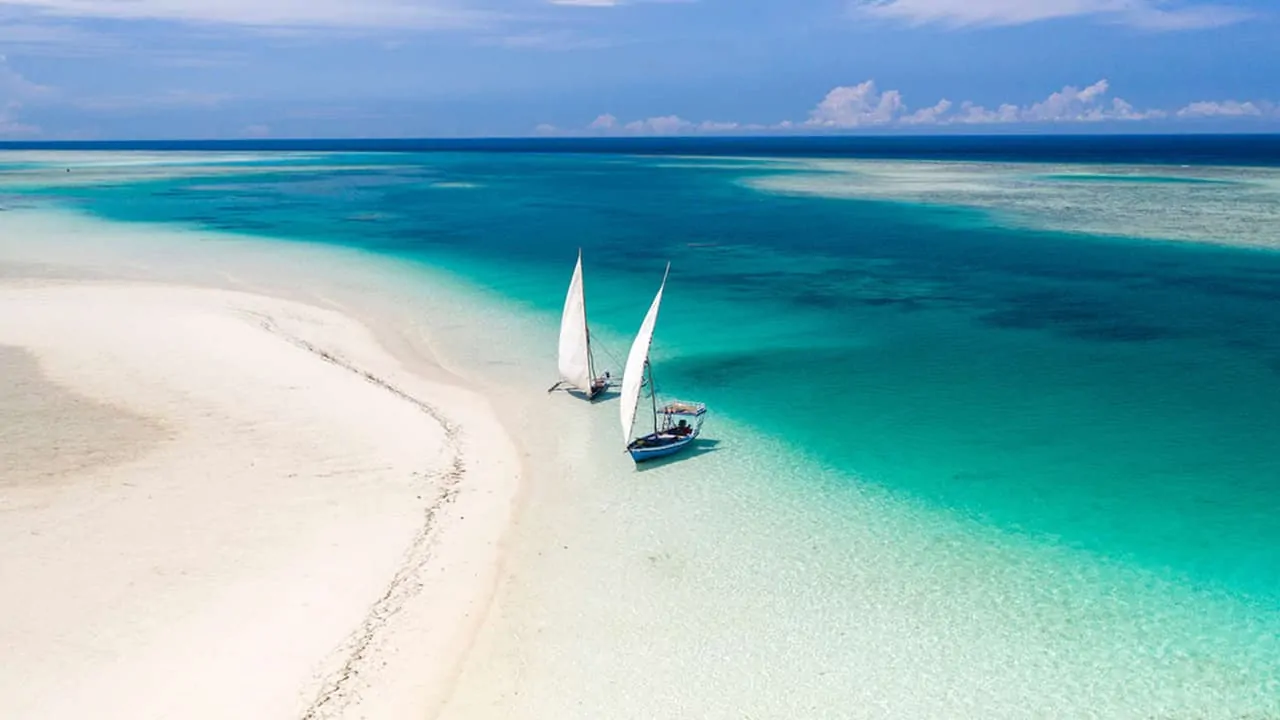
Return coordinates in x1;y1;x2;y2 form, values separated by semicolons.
3;131;1280;146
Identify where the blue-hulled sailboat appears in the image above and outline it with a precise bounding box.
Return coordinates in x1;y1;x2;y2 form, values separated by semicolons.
620;263;708;463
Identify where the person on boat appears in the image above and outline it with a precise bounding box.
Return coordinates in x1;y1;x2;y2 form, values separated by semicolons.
671;419;691;437
591;371;610;394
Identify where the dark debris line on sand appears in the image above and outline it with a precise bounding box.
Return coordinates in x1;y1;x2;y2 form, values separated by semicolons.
244;311;469;720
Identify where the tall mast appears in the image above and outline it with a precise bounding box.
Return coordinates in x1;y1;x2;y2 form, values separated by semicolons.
646;360;658;434
579;249;595;382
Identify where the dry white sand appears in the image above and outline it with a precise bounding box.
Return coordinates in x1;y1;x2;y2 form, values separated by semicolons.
0;282;519;720
3;206;1279;720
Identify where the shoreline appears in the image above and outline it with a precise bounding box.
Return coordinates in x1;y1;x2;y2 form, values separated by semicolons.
3;205;1278;719
0;280;520;719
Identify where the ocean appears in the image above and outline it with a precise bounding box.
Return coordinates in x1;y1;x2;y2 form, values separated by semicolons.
2;137;1278;717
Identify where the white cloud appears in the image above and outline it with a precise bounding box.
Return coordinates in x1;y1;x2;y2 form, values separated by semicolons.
915;80;1163;124
1110;97;1167;120
697;120;741;132
588;113;618;130
623;115;692;134
1011;79;1162;122
565;114;749;136
852;0;1251;30
1176;100;1268;117
1119;2;1252;29
1021;79;1110;120
805;80;905;128
583;113;697;135
534;123;559;135
555;79;1275;137
900;98;952;125
950;101;1021;124
0;0;490;29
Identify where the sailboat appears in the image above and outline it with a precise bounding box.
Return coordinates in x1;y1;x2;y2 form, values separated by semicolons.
548;249;613;400
619;263;708;463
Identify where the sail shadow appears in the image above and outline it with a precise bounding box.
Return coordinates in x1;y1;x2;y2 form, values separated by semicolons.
632;438;722;472
589;388;622;402
548;384;619;402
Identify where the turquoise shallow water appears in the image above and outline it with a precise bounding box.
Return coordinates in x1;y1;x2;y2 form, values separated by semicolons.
5;149;1280;695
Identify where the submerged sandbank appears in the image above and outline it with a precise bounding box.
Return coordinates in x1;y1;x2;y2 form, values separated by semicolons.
2;204;1278;720
0;281;518;719
745;158;1280;249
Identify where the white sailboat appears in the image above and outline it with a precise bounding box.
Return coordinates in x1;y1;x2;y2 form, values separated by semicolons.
548;249;612;400
619;263;707;463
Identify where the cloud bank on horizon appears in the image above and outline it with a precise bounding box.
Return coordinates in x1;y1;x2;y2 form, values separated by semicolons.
0;0;1274;138
541;79;1278;136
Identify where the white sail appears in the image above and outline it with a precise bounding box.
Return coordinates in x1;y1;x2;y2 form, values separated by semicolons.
557;250;594;394
620;264;670;444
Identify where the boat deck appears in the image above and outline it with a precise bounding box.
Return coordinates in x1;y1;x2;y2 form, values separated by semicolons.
660;400;706;416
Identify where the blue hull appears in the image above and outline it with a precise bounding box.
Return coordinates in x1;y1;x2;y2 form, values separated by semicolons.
627;432;698;463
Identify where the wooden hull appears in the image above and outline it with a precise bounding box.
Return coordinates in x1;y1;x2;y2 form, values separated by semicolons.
627;431;698;463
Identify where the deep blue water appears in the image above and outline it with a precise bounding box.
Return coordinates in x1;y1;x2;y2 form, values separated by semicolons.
9;145;1280;606
4;133;1280;165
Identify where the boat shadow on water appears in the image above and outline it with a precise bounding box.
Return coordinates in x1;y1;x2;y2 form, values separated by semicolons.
546;384;619;402
632;437;722;472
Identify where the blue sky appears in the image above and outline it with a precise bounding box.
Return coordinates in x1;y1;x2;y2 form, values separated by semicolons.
0;0;1276;138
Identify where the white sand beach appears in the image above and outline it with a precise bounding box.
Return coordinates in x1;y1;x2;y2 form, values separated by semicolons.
0;280;519;719
3;203;1278;720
